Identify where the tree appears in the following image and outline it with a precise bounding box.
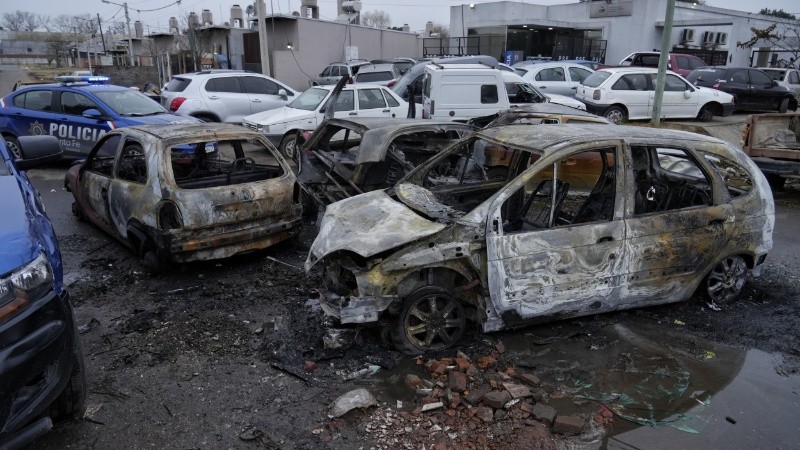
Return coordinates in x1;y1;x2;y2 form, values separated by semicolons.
2;10;42;31
361;10;391;28
51;14;98;34
737;23;800;67
759;8;797;20
44;33;73;67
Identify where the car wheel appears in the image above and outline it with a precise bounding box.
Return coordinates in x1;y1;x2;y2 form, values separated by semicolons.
4;135;21;159
697;104;714;122
391;286;466;354
49;329;87;421
704;255;748;304
279;132;298;159
604;106;627;124
778;97;790;114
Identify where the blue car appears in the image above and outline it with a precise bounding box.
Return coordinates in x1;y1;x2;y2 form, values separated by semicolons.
0;136;86;447
0;75;199;159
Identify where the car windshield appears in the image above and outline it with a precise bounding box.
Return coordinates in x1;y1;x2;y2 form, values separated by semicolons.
288;87;329;111
94;89;168;116
581;71;612;87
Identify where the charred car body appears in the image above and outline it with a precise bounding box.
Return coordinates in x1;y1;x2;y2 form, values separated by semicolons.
307;125;774;353
298;118;476;206
65;123;302;271
468;103;611;128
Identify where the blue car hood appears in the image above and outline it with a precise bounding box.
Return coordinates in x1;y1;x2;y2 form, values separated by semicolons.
0;176;40;276
124;114;199;126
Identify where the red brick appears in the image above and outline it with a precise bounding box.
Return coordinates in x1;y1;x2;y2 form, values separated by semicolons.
552;416;586;435
478;356;497;369
455;357;471;371
495;341;506;354
448;370;468;392
303;360;316;372
405;374;423;388
483;390;511;409
474;406;494;423
521;373;541;386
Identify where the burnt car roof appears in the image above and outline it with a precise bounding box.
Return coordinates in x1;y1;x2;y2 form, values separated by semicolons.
472;103;610;128
126;123;265;144
478;124;727;154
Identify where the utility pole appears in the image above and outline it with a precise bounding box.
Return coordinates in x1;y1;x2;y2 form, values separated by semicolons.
651;0;675;127
97;13;107;53
102;0;135;66
256;0;271;76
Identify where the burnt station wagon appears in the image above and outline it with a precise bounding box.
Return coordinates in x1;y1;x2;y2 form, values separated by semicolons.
306;125;774;353
65;123;302;271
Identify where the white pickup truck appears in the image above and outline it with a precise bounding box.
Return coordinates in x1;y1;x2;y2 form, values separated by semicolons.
420;64;585;122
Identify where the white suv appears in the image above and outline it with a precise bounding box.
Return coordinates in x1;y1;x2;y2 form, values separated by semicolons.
575;67;735;124
160;70;298;123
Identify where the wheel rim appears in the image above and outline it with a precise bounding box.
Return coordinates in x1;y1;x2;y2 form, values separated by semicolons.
606;109;624;124
5;138;21;159
283;138;297;159
402;293;465;351
706;256;747;303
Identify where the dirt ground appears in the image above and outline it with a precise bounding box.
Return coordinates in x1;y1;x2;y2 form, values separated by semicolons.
3;64;799;448
18;164;800;449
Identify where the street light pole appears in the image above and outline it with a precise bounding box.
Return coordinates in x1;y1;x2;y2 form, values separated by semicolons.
102;0;135;66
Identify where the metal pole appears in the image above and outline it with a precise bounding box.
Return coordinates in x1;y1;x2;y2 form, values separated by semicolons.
257;0;271;76
651;0;675;126
124;2;134;66
97;13;107;53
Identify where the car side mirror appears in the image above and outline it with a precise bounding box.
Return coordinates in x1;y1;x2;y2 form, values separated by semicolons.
319;107;326;114
14;135;63;170
82;108;103;119
278;88;288;100
683;89;692;99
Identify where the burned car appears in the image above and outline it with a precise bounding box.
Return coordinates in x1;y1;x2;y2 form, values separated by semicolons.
307;124;774;353
65;123;302;271
298;118;476;206
468;103;612;128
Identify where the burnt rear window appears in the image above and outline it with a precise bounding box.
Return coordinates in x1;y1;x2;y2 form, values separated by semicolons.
170;138;284;189
166;77;191;92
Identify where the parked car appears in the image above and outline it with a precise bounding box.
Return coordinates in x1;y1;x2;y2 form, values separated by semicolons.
576;67;735;124
159;70;297;124
64;123;302;272
517;62;595;96
619;52;706;77
353;63;403;87
312;60;371;86
740;112;800;190
502;71;586;110
468;102;610;128
0;75;199;158
686;67;798;113
306;124;774;353
242;84;408;158
297;118;476;207
758;67;800;102
0;135;86;448
392;55;500;104
562;59;604;71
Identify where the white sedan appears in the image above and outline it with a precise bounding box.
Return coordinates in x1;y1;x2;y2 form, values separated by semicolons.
242;84;408;157
575;67;735;124
516;62;595;97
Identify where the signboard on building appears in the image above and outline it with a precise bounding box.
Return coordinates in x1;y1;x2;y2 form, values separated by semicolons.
590;0;633;18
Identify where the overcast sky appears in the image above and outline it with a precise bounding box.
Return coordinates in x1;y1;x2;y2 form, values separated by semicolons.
6;0;800;34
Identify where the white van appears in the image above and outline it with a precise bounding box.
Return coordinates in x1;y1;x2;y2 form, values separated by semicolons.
422;64;507;121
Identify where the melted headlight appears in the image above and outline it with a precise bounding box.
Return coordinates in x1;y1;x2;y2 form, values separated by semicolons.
0;253;53;323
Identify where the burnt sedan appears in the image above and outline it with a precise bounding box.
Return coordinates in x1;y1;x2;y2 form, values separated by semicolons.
65;123;302;271
307;125;774;353
297;118;476;207
468;103;611;128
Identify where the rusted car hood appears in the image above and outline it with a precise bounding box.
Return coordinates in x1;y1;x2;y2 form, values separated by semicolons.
306;190;446;270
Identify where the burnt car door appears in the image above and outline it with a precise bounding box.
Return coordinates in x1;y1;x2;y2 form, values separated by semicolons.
622;145;729;301
107;137;151;237
75;134;123;236
485;143;627;320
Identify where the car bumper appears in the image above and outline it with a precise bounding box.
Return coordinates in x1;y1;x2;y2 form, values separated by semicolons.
577;98;608;116
0;290;76;446
318;289;397;324
721;102;735;117
161;207;303;262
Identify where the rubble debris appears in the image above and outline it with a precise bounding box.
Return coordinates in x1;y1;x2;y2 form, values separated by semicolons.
344;365;381;380
78;317;101;334
405;374;423;388
270;363;308;383
323;328;357;349
473;406;494;423
552;416;586;435
239;427;264;441
448;371;468;392
329;388;379;418
502;382;532;399
303;360;316;372
531;403;557;425
483;390;512;409
421;402;444;412
464;386;492;405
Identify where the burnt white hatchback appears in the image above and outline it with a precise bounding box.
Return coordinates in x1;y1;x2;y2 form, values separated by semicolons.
307;125;774;353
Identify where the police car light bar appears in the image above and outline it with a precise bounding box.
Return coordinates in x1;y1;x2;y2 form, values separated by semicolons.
54;75;110;84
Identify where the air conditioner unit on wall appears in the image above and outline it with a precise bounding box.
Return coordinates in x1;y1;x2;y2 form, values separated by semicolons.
702;31;715;43
715;32;727;45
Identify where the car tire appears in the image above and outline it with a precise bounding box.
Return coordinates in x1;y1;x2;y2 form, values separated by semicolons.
391;286;466;354
604;105;627;124
71;201;86;222
697;104;714;122
703;255;748;305
3;135;21;159
778;97;790;114
279;132;298;159
49;329;87;421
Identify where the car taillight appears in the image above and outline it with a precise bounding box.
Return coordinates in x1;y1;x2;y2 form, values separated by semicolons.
169;97;187;112
387;80;396;88
158;201;183;230
593;89;601;101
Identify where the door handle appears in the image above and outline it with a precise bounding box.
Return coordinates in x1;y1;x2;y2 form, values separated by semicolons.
382;109;390;112
252;99;262;103
597;236;613;243
539;86;547;89
349;112;357;116
208;95;220;100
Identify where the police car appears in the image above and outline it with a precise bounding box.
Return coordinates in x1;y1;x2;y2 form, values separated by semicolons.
0;75;199;158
